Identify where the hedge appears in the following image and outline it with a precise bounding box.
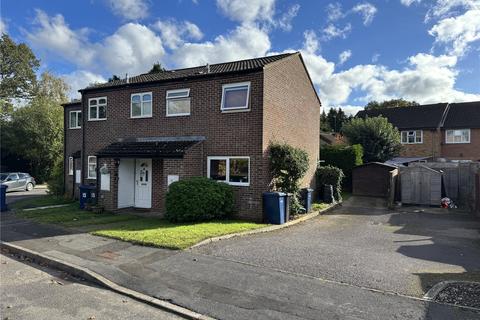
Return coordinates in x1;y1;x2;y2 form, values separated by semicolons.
165;177;234;222
316;165;344;202
320;144;363;190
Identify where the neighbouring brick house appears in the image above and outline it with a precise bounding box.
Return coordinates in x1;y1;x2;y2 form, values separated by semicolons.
356;101;480;161
63;53;321;221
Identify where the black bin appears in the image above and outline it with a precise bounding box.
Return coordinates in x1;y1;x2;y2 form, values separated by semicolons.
323;185;334;204
300;188;314;213
0;185;8;212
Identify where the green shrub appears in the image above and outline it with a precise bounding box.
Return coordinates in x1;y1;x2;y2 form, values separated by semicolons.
47;157;64;196
269;142;310;214
165;177;234;222
316;165;344;201
321;144;363;190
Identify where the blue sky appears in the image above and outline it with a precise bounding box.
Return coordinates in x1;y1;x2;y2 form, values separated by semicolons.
2;0;479;114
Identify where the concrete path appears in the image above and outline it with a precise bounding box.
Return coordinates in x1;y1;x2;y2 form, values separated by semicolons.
194;196;480;298
1;211;479;319
0;253;181;320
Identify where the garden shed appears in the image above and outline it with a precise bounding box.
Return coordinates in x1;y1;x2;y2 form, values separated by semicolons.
352;162;398;198
400;165;443;206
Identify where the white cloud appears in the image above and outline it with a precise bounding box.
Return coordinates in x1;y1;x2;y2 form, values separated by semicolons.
429;8;480;56
172;24;270;67
27;11;165;77
338;50;352;65
0;18;8;34
322;23;352;40
107;0;149;20
400;0;422;6
426;0;479;20
372;53;380;63
352;2;378;25
276;4;300;31
326;2;344;21
216;0;275;23
62;70;106;98
153;20;203;49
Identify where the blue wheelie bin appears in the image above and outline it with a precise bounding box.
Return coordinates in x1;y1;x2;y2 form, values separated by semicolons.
0;185;8;212
79;185;97;209
263;192;286;224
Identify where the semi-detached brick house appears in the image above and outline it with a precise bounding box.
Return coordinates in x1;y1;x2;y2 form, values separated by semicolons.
63;52;321;221
356;101;480;161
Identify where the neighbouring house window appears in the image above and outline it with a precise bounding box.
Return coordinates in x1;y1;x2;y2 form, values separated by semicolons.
69;111;82;129
166;89;190;116
87;156;97;179
221;82;250;111
446;129;470;144
207;156;250;186
401;130;423;144
88;97;107;120
68;157;74;175
131;92;152;118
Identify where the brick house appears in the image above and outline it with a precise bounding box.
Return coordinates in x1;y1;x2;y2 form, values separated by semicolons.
63;53;321;221
356;101;480;161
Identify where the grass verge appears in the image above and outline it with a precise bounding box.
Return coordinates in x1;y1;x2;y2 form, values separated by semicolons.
312;202;331;211
16;203;266;250
11;195;75;210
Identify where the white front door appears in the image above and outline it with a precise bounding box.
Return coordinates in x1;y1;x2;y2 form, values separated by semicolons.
134;159;152;208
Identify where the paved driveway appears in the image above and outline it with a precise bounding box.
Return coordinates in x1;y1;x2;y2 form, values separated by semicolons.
193;196;480;297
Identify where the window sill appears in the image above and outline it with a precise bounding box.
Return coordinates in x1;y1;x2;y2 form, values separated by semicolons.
130;115;153;119
445;142;470;144
88;118;107;122
221;108;251;114
166;113;191;117
69;127;82;130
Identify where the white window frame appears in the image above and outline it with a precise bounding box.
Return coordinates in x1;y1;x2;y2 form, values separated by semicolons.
401;130;423;144
87;156;97;179
69;111;82;129
131;92;153;118
88;97;107;121
221;82;251;112
68;157;74;175
207;156;250;187
166;89;191;117
445;129;470;144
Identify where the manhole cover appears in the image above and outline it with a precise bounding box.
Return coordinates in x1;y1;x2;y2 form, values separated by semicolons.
428;281;480;309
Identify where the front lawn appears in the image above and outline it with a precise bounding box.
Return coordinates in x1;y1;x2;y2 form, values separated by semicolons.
11;195;75;210
16;202;267;250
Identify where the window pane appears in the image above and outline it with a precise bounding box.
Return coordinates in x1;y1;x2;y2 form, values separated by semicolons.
90;106;97;119
223;86;248;109
77;112;82;126
99;98;106;105
462;130;469;142
229;158;249;183
143;93;152;101
167;99;190;115
142;101;152;116
132;102;141;117
90;100;97;106
98;105;106;118
70;113;76;128
210;159;227;181
132;95;141;103
167;90;189;98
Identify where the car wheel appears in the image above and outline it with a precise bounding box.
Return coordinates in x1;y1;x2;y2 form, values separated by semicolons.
26;183;34;191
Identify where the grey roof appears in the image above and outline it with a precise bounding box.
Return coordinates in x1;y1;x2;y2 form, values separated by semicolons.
81;53;296;92
385;157;430;165
443;101;480;129
354;162;398;170
356;103;448;130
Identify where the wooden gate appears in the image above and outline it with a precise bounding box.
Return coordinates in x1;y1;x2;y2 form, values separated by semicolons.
400;165;442;206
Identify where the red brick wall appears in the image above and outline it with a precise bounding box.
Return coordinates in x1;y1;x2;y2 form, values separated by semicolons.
63;103;82;198
441;128;480;161
263;54;321;194
399;129;441;158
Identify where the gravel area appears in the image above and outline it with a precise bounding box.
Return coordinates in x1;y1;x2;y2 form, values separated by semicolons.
434;282;480;308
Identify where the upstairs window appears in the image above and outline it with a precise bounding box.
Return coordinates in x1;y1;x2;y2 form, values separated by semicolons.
207;156;250;186
166;89;190;116
88;97;107;120
221;82;250;111
131;92;152;118
401;130;423;144
87;156;97;179
69;111;82;129
446;129;470;144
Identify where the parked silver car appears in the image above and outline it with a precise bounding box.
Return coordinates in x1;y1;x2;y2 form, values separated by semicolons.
0;172;36;192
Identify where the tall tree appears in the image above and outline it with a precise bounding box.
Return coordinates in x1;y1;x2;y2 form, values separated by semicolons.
108;75;121;82
2;72;68;182
320;111;331;132
148;62;165;74
326;107;348;133
342;116;402;162
365;98;419;110
0;34;40;118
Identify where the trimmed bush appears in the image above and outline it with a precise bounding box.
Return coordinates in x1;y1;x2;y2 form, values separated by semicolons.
165;177;234;222
269;142;310;214
47;157;64;196
316;165;344;202
321;144;363;190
